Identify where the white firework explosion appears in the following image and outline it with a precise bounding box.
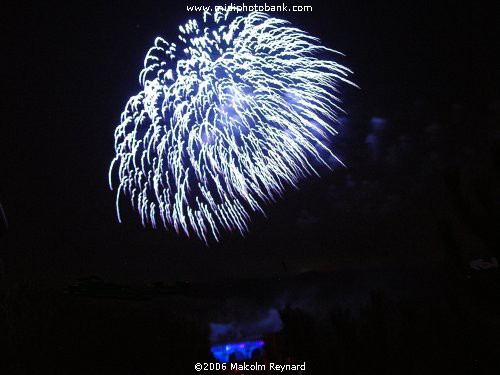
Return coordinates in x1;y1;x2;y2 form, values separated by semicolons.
109;10;355;243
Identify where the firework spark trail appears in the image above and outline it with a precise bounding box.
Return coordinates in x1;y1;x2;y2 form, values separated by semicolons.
109;10;355;243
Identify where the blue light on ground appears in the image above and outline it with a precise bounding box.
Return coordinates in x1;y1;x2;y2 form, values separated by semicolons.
211;339;265;363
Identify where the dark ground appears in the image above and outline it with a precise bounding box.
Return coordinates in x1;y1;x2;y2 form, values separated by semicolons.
1;264;500;374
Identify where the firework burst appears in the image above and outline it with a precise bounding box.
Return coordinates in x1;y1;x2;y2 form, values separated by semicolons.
109;10;355;243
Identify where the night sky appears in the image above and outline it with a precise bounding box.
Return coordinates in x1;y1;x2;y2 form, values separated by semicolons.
2;1;499;285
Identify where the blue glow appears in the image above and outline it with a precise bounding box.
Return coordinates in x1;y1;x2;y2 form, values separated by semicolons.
109;10;355;243
211;339;265;363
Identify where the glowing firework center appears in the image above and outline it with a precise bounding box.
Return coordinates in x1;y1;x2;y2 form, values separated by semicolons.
109;10;354;242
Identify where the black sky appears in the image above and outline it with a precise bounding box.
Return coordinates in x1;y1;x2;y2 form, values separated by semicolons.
2;1;499;285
